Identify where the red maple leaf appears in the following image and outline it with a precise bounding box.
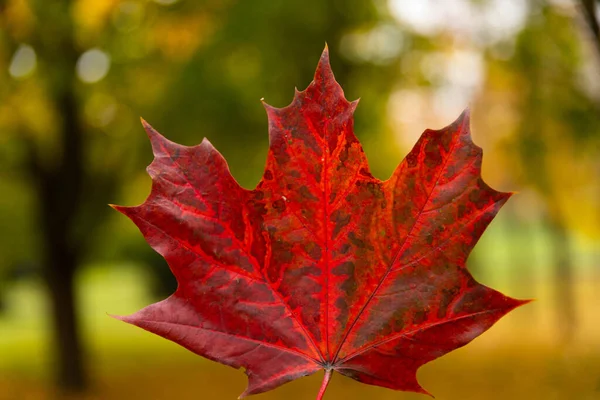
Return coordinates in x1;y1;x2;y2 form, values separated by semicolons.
112;46;529;399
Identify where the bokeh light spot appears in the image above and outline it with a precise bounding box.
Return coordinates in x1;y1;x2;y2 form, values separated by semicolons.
8;44;37;79
76;49;111;84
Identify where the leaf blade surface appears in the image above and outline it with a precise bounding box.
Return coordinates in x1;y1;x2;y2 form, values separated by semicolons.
113;47;528;399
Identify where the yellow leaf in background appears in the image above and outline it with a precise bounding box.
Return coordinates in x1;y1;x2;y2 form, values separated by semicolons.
73;0;118;33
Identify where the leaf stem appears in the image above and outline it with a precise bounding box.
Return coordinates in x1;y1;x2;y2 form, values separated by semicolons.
316;369;333;400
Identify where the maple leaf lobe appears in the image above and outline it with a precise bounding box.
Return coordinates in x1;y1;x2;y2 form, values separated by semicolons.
113;46;529;399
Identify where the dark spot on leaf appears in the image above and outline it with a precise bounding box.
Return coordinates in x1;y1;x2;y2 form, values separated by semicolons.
366;182;384;199
273;198;286;212
329;192;336;204
285;264;321;281
359;167;371;177
299;185;318;202
332;261;355;276
413;309;428;325
335;297;349;328
250;200;266;216
291;124;322;157
339;243;350;254
348;232;373;251
339;142;350;163
469;182;489;209
457;203;468;219
393;203;413;225
406;147;419;168
424;139;443;168
439;130;453;152
271;239;293;264
272;136;291;165
302;242;322;261
330;209;351;238
452;283;487;314
313;163;322;183
425;233;434;245
341;276;358;299
438;287;459;319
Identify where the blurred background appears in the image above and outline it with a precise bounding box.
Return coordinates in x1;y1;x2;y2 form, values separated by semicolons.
0;0;599;399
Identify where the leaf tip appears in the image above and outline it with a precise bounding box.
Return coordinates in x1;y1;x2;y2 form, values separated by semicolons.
315;44;333;82
516;298;535;307
140;117;156;137
417;387;435;399
139;118;169;155
457;107;471;130
107;313;126;322
109;203;127;214
109;312;142;326
407;376;434;398
499;296;533;317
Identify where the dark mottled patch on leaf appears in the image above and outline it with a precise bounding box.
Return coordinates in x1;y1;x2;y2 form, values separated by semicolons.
273;198;286;212
329;191;337;204
330;209;351;238
299;185;318;202
347;232;374;251
302;242;322;261
457;203;468;219
438;287;459;319
291;125;322;158
469;181;491;209
339;243;351;254
313;163;322;183
332;261;355;277
359;167;371;178
413;309;428;325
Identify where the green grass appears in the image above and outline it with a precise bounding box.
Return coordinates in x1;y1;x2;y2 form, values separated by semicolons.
1;263;599;399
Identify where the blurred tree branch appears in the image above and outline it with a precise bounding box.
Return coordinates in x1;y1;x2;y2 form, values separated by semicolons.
579;0;600;56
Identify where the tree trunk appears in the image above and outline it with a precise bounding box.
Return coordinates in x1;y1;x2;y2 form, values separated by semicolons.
44;251;86;391
27;78;88;392
40;88;87;391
